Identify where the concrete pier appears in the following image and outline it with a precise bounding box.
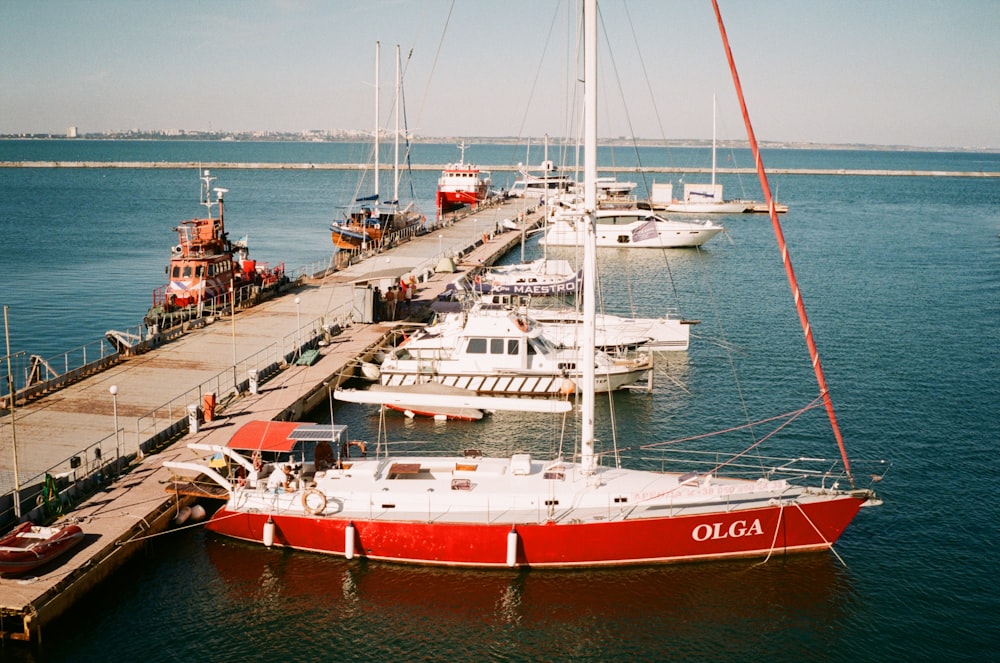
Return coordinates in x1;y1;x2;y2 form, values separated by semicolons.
3;161;998;177
0;196;544;642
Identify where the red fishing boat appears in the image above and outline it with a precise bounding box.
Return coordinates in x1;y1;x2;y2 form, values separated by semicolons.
164;0;883;569
144;170;286;330
436;142;492;219
0;521;85;575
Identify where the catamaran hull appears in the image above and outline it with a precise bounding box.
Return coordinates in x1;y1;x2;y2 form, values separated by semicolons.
205;495;866;568
379;368;646;395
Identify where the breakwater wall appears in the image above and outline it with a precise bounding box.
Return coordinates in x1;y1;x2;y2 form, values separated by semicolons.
2;161;998;177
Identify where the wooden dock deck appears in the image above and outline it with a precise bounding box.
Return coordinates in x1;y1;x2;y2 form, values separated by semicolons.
0;196;545;643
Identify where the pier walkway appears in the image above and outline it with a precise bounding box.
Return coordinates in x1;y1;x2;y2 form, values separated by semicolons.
0;196;545;642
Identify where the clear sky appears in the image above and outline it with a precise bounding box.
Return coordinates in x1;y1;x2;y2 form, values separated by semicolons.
2;0;997;149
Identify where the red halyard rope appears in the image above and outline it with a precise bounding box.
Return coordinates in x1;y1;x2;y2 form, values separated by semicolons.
711;0;853;478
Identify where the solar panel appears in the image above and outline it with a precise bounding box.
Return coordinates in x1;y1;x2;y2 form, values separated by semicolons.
289;424;348;444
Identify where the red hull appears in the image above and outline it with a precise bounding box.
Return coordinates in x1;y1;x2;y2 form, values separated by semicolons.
206;496;865;568
384;403;483;421
436;183;489;215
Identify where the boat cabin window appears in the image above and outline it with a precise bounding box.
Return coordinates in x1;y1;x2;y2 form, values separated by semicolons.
467;338;487;354
182;266;192;277
172;266;181;278
490;339;505;354
507;339;519;355
195;266;204;277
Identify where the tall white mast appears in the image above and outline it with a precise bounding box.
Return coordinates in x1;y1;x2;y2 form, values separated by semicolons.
3;306;22;517
581;0;597;474
711;93;717;188
374;41;380;206
394;44;401;204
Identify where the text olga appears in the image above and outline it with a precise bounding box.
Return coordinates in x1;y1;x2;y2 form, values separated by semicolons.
691;519;764;541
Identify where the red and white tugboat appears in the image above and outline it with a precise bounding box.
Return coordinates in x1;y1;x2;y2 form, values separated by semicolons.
144;170;286;331
435;142;492;219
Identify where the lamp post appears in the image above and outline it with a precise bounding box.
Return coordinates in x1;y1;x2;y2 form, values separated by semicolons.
323;380;338;466
438;233;443;256
294;296;301;357
109;384;120;470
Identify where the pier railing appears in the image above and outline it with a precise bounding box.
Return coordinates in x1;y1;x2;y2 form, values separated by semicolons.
0;288;357;528
0;336;123;408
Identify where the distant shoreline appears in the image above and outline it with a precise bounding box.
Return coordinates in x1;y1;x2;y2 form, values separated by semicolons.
2;161;997;177
1;135;997;154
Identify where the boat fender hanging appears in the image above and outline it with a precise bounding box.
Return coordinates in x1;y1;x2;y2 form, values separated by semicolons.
506;527;518;567
302;489;328;515
263;517;275;547
515;318;528;333
345;522;356;560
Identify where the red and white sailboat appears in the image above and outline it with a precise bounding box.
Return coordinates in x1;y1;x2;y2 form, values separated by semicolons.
435;142;493;219
165;0;882;568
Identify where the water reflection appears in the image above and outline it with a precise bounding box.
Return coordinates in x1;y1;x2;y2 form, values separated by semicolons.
205;537;853;661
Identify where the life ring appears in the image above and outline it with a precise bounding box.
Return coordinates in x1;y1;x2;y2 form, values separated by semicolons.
515;318;529;333
302;489;328;515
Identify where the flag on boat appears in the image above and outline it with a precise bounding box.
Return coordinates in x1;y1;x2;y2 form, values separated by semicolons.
631;218;658;242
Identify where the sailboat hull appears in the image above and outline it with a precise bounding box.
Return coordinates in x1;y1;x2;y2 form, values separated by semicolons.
663;201;751;214
204;493;867;568
541;219;724;249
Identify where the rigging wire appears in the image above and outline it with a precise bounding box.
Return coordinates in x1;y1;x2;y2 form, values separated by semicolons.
596;5;649;195
691;242;761;460
506;2;566;172
636;396;825;452
412;0;454;133
621;0;677;177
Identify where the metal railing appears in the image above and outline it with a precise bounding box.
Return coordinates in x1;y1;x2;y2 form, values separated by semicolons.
1;336;120;404
0;279;359;529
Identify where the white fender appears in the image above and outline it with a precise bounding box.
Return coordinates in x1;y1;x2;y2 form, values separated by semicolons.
506;528;518;567
263;518;275;547
345;523;356;560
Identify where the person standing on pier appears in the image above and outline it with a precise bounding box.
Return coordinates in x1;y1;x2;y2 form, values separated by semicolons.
399;277;411;316
406;275;416;314
385;286;397;321
372;286;382;322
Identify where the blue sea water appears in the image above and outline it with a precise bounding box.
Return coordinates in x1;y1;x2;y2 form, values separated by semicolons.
0;140;999;661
